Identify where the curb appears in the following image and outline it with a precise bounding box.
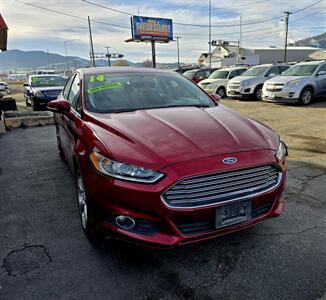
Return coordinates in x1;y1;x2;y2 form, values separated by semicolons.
4;114;54;129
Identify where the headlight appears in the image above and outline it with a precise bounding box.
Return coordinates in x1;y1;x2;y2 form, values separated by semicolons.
286;80;301;88
276;141;288;161
34;90;45;97
90;152;165;183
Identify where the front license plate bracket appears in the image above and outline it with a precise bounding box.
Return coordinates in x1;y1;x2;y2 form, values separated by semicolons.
215;201;252;229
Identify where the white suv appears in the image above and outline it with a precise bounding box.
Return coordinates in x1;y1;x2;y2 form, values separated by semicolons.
227;64;290;100
198;67;247;98
262;60;326;105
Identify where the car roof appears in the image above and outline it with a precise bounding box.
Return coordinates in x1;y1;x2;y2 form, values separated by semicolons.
217;66;247;71
29;74;63;77
296;60;325;65
77;67;175;76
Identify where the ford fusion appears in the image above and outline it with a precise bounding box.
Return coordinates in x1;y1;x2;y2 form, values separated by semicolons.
48;67;287;248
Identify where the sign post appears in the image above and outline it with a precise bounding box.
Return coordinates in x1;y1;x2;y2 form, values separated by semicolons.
125;16;173;68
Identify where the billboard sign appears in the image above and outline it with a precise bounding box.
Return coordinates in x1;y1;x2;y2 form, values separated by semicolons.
131;16;173;42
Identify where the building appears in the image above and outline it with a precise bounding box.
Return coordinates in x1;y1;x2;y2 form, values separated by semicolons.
199;45;325;67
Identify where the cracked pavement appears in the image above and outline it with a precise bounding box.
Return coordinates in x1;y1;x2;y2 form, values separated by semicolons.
0;125;326;300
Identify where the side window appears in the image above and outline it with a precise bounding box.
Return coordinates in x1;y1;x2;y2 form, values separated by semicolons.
63;75;75;99
280;66;289;73
68;74;80;107
237;69;246;76
266;66;279;77
229;71;237;79
205;70;212;77
196;70;205;80
317;64;326;72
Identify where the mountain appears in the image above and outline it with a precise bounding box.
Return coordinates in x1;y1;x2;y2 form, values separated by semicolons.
0;49;89;72
293;32;326;48
0;49;181;72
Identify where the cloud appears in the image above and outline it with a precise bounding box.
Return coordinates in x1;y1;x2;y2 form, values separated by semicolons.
0;0;324;63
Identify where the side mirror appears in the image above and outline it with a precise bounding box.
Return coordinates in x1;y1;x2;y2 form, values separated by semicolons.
47;100;71;115
316;70;326;76
23;83;29;87
210;94;221;104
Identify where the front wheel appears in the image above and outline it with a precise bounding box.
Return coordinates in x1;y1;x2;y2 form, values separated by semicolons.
216;87;226;98
254;86;263;101
299;88;313;105
25;97;31;107
75;165;100;240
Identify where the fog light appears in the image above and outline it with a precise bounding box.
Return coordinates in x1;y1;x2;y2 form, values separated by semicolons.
288;92;294;98
115;215;136;230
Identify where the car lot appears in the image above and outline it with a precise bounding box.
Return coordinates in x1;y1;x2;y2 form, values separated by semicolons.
0;95;325;299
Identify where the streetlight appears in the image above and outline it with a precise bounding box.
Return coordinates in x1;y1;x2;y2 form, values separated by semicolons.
64;39;79;72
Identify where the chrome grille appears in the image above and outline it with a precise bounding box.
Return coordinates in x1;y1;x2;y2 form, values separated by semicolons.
43;90;61;98
228;83;240;89
162;165;281;208
266;83;284;93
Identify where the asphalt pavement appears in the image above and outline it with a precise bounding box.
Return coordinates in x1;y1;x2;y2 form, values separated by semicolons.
0;126;325;300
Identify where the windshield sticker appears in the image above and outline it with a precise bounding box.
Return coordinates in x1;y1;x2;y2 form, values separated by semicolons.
87;82;122;94
31;77;40;83
89;75;106;83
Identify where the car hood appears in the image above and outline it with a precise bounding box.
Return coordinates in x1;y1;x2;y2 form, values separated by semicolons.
266;75;308;84
87;105;279;170
230;76;265;84
32;86;64;92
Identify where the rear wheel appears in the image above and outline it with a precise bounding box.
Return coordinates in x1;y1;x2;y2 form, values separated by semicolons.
299;87;313;105
216;87;226;98
254;85;263;100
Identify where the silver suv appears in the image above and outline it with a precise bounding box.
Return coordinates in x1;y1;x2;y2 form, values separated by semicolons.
262;60;326;105
227;64;290;100
198;67;247;98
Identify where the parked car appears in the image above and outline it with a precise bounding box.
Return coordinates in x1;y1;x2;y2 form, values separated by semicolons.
47;67;287;248
183;68;216;84
198;67;247;97
23;75;66;110
0;81;10;94
227;64;290;100
262;60;326;105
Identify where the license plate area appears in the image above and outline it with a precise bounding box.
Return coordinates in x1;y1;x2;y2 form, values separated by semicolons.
215;201;251;228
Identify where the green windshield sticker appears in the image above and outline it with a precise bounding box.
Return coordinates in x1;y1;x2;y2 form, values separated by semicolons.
89;75;106;83
32;77;40;83
87;82;122;94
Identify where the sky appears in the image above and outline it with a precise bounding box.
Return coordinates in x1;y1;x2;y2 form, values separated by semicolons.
0;0;325;63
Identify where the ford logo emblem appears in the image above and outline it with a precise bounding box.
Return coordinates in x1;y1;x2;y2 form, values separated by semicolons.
223;157;238;164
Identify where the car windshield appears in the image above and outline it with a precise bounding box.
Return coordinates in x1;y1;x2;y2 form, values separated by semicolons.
31;76;66;87
183;70;198;78
85;72;215;113
241;66;270;76
209;70;229;79
282;64;318;76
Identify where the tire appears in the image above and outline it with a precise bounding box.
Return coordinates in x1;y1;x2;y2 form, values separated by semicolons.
299;87;313;105
216;87;226;98
254;85;263;101
75;165;100;241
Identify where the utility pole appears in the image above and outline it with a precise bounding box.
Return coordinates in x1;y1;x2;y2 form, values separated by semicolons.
284;11;292;63
88;16;95;67
176;36;181;68
64;39;79;73
151;40;156;68
240;15;243;56
208;0;212;68
104;46;111;66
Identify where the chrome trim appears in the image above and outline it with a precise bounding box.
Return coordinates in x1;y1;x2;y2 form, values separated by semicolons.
161;165;283;209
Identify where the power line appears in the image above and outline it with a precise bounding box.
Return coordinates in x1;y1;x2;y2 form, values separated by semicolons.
81;0;324;28
13;0;129;29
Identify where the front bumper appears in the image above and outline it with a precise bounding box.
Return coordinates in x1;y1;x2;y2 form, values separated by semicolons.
262;88;301;104
80;150;286;248
227;86;254;98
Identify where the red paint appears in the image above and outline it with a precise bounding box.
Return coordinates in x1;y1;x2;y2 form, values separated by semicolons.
50;67;286;247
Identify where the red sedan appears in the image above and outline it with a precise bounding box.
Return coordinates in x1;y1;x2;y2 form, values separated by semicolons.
48;67;287;248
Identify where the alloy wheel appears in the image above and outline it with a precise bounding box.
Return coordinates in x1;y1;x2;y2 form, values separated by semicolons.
76;169;88;229
301;89;312;105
